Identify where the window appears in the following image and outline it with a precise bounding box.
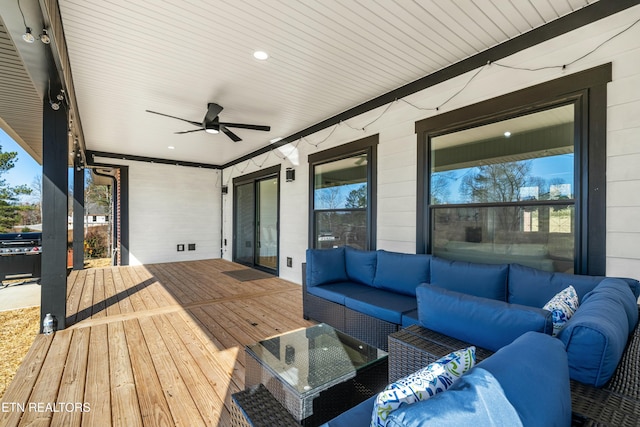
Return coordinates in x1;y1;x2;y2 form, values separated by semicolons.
308;135;377;250
429;104;575;272
416;64;611;275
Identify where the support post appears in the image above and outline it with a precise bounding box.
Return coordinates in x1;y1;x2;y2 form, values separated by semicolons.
72;160;84;270
41;83;69;331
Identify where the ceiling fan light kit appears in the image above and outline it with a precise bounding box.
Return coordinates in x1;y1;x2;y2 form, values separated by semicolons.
146;102;270;142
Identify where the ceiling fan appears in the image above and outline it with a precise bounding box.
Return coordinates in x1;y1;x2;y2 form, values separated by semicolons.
145;103;270;142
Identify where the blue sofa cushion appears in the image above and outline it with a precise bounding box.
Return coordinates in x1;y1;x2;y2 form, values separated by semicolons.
401;309;420;328
558;287;630;387
320;395;376;427
431;257;509;301
344;289;418;324
306;247;348;287
417;284;553;352
508;263;605;307
584;278;639;332
478;331;571;427
306;282;374;305
385;368;522;427
373;250;430;297
344;246;377;286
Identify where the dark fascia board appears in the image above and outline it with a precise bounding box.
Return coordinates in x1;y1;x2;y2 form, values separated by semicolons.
86;150;220;169
221;0;637;169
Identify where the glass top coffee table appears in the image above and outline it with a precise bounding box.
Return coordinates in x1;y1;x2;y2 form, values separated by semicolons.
243;323;388;426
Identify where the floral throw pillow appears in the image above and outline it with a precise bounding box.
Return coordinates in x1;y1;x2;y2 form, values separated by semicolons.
543;285;579;336
371;346;476;427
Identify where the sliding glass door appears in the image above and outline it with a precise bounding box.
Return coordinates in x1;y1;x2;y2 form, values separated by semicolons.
233;166;280;273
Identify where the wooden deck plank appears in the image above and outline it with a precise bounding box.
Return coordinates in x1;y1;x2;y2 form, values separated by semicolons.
121;319;173;427
90;268;107;319
50;328;90;427
108;321;143;427
153;313;224;426
102;268;121;317
0;335;53;427
2;259;316;427
137;316;205;427
82;324;111;427
66;270;86;324
17;331;73;427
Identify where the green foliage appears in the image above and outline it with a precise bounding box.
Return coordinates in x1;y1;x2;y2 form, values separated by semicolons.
0;146;33;232
84;226;108;258
345;185;367;208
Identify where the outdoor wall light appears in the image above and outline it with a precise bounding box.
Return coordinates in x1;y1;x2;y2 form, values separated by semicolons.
22;27;35;43
286;168;295;182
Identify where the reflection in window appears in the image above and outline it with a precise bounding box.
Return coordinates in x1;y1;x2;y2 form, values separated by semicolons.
429;104;576;272
313;155;368;249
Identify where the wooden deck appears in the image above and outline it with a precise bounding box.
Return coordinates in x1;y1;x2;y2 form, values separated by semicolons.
0;259;314;426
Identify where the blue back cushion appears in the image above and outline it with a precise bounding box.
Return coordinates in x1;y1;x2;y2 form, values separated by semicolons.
373;250;430;296
305;247;347;287
344;246;377;286
417;284;552;352
508;263;603;307
479;332;572;427
586;278;639;332
430;257;509;301
558;288;630;387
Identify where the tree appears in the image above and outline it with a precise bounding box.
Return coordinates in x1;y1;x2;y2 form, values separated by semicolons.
0;146;32;232
84;173;112;257
345;184;366;208
459;161;534;234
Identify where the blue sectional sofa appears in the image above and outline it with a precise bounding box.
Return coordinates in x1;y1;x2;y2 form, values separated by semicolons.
303;246;640;387
322;331;572;427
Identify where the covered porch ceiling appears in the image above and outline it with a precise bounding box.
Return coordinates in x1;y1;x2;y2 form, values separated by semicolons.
1;0;632;170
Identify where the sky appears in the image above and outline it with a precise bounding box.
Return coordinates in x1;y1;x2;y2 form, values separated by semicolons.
0;128;42;189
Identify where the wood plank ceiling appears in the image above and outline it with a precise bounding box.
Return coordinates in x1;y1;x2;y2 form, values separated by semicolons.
2;0;600;166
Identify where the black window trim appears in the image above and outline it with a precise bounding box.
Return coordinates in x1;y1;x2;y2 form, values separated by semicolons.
308;134;378;250
416;63;611;275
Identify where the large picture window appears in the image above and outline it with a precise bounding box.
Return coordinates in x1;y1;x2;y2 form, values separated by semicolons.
429;104;575;272
308;135;377;250
416;64;611;275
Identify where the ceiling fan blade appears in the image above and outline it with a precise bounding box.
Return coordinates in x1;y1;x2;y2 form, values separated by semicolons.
146;110;201;127
204;103;224;124
218;122;271;131
174;129;205;134
220;125;242;142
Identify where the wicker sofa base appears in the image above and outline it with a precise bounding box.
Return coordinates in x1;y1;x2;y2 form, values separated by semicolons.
388;324;640;426
344;307;398;351
303;292;345;330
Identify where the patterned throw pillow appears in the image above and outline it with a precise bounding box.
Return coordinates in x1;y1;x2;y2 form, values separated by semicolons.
543;285;579;336
371;346;476;427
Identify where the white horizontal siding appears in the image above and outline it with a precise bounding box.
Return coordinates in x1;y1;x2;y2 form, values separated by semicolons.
97;159;221;265
219;5;640;282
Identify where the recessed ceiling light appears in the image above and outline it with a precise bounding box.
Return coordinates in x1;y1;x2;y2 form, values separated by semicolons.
253;50;269;60
269;137;283;143
168;146;175;150
504;131;511;137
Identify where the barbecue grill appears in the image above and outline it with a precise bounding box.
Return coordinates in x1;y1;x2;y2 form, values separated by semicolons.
0;232;42;282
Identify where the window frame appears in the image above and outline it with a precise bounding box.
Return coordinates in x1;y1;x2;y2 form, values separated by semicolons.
308;134;378;250
416;64;611;275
